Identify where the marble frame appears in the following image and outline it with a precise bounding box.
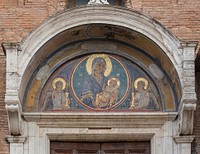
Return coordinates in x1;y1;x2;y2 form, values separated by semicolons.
22;112;176;154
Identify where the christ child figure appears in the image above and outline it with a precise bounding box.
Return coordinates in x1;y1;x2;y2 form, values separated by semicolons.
94;77;120;108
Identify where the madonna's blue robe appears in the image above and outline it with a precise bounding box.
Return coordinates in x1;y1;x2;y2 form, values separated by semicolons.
81;75;107;108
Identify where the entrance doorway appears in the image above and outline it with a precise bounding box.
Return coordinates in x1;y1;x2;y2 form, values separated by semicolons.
50;142;150;154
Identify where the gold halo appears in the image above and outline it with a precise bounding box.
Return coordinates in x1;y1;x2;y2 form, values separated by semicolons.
134;77;149;90
52;78;66;90
86;54;112;77
107;77;120;88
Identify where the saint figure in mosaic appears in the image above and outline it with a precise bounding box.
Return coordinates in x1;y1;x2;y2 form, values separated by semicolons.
130;77;159;110
42;78;70;111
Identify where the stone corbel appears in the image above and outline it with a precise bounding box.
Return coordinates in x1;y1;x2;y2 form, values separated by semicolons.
5;97;22;136
178;102;196;135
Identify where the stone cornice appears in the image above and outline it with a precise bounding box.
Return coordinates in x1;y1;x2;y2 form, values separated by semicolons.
174;136;195;143
23;112;177;128
6;135;26;143
2;43;20;56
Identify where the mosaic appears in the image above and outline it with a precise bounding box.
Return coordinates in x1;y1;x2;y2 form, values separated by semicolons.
40;54;161;111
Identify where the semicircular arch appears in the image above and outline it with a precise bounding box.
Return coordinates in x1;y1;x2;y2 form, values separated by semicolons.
18;6;183;111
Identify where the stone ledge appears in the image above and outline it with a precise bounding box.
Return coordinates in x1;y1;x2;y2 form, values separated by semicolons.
6;135;26;143
48;132;154;142
174;136;195;143
23;112;177;128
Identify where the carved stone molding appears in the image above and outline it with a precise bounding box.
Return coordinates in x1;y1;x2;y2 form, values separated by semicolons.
23;112;177;128
7;135;26;143
174;135;195;143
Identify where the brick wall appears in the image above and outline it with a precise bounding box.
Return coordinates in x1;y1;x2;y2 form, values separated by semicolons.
0;56;8;154
0;0;66;152
194;70;200;153
129;0;200;44
0;0;199;153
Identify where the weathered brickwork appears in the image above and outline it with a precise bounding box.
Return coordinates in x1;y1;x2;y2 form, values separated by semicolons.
0;0;199;153
194;71;200;153
0;56;8;154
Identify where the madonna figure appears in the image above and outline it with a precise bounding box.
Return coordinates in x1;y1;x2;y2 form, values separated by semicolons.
80;54;112;108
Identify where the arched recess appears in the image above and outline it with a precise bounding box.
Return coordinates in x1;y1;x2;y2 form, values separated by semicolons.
17;6;184;111
3;5;197;154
